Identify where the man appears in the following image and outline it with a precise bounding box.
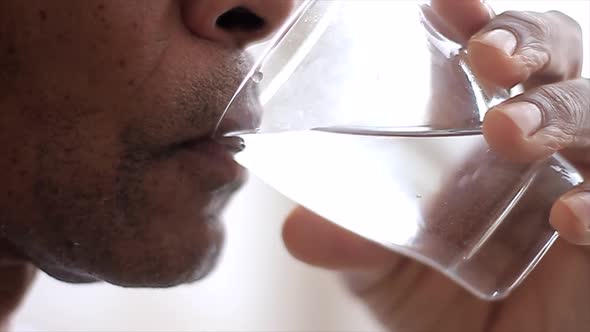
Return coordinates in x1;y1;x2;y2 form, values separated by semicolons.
1;0;588;331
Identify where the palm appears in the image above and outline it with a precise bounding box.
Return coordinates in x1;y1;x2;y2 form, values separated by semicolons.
283;158;590;332
356;236;588;332
345;148;590;332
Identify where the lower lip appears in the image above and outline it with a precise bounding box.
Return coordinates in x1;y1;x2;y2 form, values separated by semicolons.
175;139;244;186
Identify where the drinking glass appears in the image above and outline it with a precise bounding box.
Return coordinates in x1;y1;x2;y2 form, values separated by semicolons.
214;0;583;300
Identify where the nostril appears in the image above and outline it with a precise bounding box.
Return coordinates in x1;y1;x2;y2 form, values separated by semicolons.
216;7;266;32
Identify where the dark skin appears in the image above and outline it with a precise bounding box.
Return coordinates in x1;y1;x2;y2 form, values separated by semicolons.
1;0;588;331
0;0;294;329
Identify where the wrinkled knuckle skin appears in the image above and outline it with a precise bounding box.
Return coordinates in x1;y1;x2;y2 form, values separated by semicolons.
526;80;590;142
492;11;552;72
497;11;552;43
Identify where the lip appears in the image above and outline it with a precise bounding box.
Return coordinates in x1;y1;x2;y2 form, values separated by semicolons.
212;74;263;138
173;137;246;188
159;51;261;187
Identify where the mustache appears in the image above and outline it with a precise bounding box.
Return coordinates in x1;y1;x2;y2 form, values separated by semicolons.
123;50;259;158
180;52;256;138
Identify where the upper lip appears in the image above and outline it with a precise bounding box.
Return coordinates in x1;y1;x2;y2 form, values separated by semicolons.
186;78;262;147
160;52;262;157
174;135;245;153
211;73;263;139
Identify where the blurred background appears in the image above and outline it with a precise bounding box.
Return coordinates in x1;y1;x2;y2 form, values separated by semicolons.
13;1;590;331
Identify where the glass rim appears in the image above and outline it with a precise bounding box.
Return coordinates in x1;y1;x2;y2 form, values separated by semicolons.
213;0;318;136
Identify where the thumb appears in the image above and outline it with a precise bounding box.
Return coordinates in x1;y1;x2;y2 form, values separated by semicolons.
282;208;488;332
282;207;399;271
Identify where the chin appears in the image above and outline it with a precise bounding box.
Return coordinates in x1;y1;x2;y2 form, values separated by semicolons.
13;136;240;289
39;247;224;288
30;213;226;289
115;221;225;288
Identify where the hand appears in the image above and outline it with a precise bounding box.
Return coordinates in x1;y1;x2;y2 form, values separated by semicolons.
282;1;590;331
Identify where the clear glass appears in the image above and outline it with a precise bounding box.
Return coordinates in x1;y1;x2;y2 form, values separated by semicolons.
215;0;583;300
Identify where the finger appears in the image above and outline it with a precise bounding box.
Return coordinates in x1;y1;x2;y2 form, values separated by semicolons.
551;185;590;245
468;10;583;89
482;78;590;162
283;210;486;332
431;0;493;43
282;207;399;271
560;148;590;169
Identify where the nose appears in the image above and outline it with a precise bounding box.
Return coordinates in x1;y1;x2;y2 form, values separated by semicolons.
183;0;295;48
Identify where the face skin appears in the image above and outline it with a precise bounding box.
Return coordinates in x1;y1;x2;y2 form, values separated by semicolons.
0;0;293;288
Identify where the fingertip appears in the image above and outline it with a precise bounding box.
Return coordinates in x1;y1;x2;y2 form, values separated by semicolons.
482;109;525;161
431;0;491;40
467;39;527;89
550;194;590;246
482;107;546;162
282;207;327;248
281;207;316;264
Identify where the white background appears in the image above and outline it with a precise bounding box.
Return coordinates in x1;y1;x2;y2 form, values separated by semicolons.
14;1;590;331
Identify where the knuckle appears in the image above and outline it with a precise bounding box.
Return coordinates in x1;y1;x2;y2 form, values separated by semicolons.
546;11;583;76
495;11;552;69
528;80;590;140
499;11;551;41
546;10;581;35
496;11;583;78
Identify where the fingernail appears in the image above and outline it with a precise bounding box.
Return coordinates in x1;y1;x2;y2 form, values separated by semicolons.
563;193;590;230
497;102;542;136
476;29;518;56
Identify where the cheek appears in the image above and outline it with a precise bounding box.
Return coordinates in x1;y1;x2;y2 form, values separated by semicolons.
0;108;47;224
0;106;123;242
0;145;38;226
0;0;234;285
5;1;177;105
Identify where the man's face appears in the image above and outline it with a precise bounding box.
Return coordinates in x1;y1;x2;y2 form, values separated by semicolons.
0;0;293;287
